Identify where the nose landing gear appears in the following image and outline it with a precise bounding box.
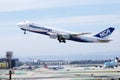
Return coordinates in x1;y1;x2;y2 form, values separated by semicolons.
20;28;26;34
24;30;26;34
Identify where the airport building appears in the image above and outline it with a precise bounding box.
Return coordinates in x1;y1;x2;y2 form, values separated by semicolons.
0;62;8;69
30;60;69;66
0;58;19;69
0;58;7;69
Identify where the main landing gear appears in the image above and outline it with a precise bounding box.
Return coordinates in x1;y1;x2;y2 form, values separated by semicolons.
57;35;66;43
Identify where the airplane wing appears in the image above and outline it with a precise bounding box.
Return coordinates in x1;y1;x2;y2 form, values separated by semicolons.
71;32;91;36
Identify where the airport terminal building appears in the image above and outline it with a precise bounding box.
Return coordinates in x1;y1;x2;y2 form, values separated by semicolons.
0;58;19;69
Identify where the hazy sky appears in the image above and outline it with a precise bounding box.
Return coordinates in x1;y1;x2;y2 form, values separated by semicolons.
0;0;120;60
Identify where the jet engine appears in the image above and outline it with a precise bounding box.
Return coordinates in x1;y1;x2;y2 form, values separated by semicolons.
48;33;70;43
59;33;70;39
48;33;57;39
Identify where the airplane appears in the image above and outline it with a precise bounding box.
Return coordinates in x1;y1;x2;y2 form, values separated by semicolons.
13;64;34;70
43;62;64;70
103;57;120;68
17;21;115;43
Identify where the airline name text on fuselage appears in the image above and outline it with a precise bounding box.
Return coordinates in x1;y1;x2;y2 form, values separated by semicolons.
29;24;52;32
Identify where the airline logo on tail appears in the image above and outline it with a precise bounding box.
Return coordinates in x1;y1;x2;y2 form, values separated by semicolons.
94;27;115;38
99;29;110;38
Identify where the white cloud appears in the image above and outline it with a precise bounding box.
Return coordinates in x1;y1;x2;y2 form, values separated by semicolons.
1;14;120;26
35;14;120;28
0;14;120;32
0;0;120;12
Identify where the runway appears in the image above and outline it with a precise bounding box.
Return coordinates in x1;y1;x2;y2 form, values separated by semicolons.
0;66;120;80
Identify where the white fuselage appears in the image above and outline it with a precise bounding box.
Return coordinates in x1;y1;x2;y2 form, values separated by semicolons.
17;21;113;43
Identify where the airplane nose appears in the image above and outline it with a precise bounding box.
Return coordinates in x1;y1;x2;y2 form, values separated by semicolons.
16;22;24;27
16;22;20;26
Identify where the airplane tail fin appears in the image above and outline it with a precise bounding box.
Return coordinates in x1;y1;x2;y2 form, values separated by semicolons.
94;27;115;39
115;57;120;63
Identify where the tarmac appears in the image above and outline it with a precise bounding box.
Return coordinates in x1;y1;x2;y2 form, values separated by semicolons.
0;66;120;80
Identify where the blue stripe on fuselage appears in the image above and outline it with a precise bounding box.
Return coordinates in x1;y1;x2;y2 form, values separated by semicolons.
24;26;91;43
25;29;49;36
25;29;91;43
69;36;92;43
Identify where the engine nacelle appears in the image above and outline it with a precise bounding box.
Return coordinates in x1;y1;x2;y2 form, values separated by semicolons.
49;33;57;39
59;33;70;39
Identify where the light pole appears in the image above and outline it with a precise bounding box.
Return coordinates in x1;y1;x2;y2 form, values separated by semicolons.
6;51;13;80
